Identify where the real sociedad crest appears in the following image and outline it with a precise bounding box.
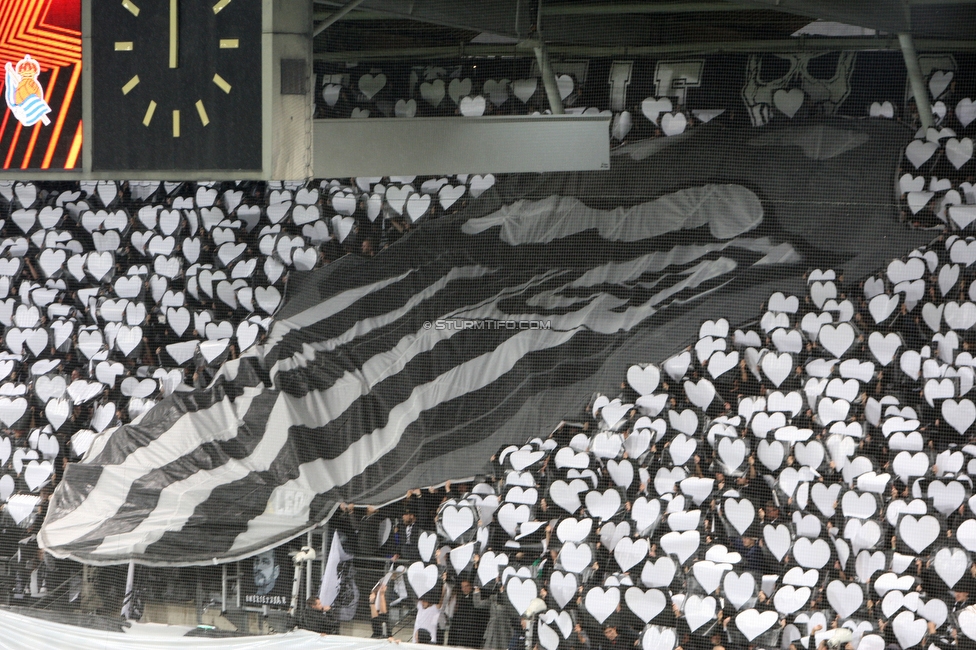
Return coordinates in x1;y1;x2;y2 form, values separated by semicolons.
4;54;52;127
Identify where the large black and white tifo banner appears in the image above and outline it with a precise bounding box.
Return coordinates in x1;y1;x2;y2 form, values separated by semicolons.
35;110;936;566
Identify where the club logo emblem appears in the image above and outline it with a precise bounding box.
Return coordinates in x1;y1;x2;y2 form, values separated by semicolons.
4;54;52;127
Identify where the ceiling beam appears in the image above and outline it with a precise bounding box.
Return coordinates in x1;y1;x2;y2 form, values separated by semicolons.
312;10;392;20
314;0;533;40
308;0;976;44
541;2;758;16
314;36;976;61
731;0;910;33
312;1;761;22
314;0;370;36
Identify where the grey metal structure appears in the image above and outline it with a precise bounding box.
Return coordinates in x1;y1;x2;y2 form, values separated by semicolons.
2;0;974;180
311;0;976;53
308;0;974;172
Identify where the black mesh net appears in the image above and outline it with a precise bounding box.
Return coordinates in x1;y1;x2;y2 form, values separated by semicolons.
0;8;975;647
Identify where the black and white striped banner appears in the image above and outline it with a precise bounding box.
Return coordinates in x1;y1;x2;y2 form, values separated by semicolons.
38;120;925;565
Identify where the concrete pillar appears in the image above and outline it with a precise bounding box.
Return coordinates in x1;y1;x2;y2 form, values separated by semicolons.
899;32;935;131
264;0;314;180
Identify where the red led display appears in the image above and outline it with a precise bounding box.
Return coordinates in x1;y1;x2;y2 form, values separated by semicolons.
0;0;82;169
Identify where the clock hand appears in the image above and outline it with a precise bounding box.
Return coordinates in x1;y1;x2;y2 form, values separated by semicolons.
169;0;178;68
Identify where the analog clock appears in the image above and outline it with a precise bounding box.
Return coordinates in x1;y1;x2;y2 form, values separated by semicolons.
92;0;262;171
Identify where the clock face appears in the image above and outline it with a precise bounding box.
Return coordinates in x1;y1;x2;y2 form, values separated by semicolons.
91;0;262;171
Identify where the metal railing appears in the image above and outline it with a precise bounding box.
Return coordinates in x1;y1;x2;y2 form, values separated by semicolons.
0;552;447;642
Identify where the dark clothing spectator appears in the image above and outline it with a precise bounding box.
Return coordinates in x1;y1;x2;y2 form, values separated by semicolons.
300;597;338;634
451;587;489;648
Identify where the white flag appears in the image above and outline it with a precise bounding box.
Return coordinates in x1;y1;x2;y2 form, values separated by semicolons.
318;531;353;606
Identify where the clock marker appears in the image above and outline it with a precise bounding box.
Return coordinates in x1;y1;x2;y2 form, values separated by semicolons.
219;39;239;49
121;75;140;95
143;101;157;126
173;110;180;137
122;0;140;16
169;0;179;68
213;74;232;93
196;100;210;126
115;42;133;51
212;0;232;14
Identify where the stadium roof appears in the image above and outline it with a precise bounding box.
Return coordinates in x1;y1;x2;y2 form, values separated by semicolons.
312;0;976;62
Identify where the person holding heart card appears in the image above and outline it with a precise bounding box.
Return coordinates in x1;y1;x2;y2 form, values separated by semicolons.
414;577;448;644
449;575;489;647
587;615;638;650
473;580;519;650
368;578;390;638
759;500;784;527
952;574;976;613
